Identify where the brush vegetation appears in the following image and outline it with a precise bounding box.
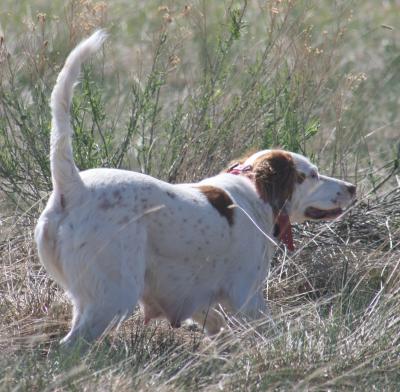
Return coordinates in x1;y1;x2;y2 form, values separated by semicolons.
0;0;399;390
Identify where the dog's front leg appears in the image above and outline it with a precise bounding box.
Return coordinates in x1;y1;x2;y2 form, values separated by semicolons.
191;307;226;335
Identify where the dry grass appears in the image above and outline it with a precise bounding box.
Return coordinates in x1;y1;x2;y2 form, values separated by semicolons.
1;190;399;390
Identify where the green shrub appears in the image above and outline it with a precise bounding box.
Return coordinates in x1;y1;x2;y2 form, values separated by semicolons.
0;1;361;212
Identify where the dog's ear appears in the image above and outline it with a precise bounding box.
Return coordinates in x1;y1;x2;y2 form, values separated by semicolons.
253;151;296;213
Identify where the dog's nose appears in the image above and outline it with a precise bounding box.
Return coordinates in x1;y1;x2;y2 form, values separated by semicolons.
346;184;356;197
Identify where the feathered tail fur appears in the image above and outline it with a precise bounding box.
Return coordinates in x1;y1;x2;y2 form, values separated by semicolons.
50;30;107;195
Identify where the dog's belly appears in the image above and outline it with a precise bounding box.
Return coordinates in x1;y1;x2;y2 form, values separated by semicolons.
141;252;229;327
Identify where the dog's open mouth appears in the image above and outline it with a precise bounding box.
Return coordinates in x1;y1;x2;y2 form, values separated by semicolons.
305;206;343;220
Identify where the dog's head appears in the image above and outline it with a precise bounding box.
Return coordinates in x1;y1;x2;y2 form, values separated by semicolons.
228;149;356;250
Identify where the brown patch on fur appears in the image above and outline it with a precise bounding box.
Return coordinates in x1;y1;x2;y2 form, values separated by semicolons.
197;185;234;226
253;150;296;213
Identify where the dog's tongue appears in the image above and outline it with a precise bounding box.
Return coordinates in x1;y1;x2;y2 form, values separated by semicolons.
278;213;294;251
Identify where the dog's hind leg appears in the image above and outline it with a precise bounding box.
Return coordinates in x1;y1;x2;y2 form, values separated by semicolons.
61;290;136;346
60;228;147;346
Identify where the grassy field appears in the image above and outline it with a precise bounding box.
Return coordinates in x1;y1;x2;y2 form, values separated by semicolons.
0;0;399;390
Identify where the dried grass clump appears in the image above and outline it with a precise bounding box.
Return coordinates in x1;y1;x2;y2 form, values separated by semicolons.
269;187;400;306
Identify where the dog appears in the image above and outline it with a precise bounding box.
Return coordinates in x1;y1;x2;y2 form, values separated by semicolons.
35;31;356;345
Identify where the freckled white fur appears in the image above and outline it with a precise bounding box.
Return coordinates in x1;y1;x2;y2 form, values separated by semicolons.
35;31;355;345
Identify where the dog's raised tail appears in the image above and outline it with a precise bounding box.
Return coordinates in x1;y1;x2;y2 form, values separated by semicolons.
50;30;107;194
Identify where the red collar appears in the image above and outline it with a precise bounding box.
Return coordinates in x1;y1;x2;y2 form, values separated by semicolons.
276;212;294;251
227;163;253;175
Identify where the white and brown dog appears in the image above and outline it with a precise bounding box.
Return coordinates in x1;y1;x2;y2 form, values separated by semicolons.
35;31;356;345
